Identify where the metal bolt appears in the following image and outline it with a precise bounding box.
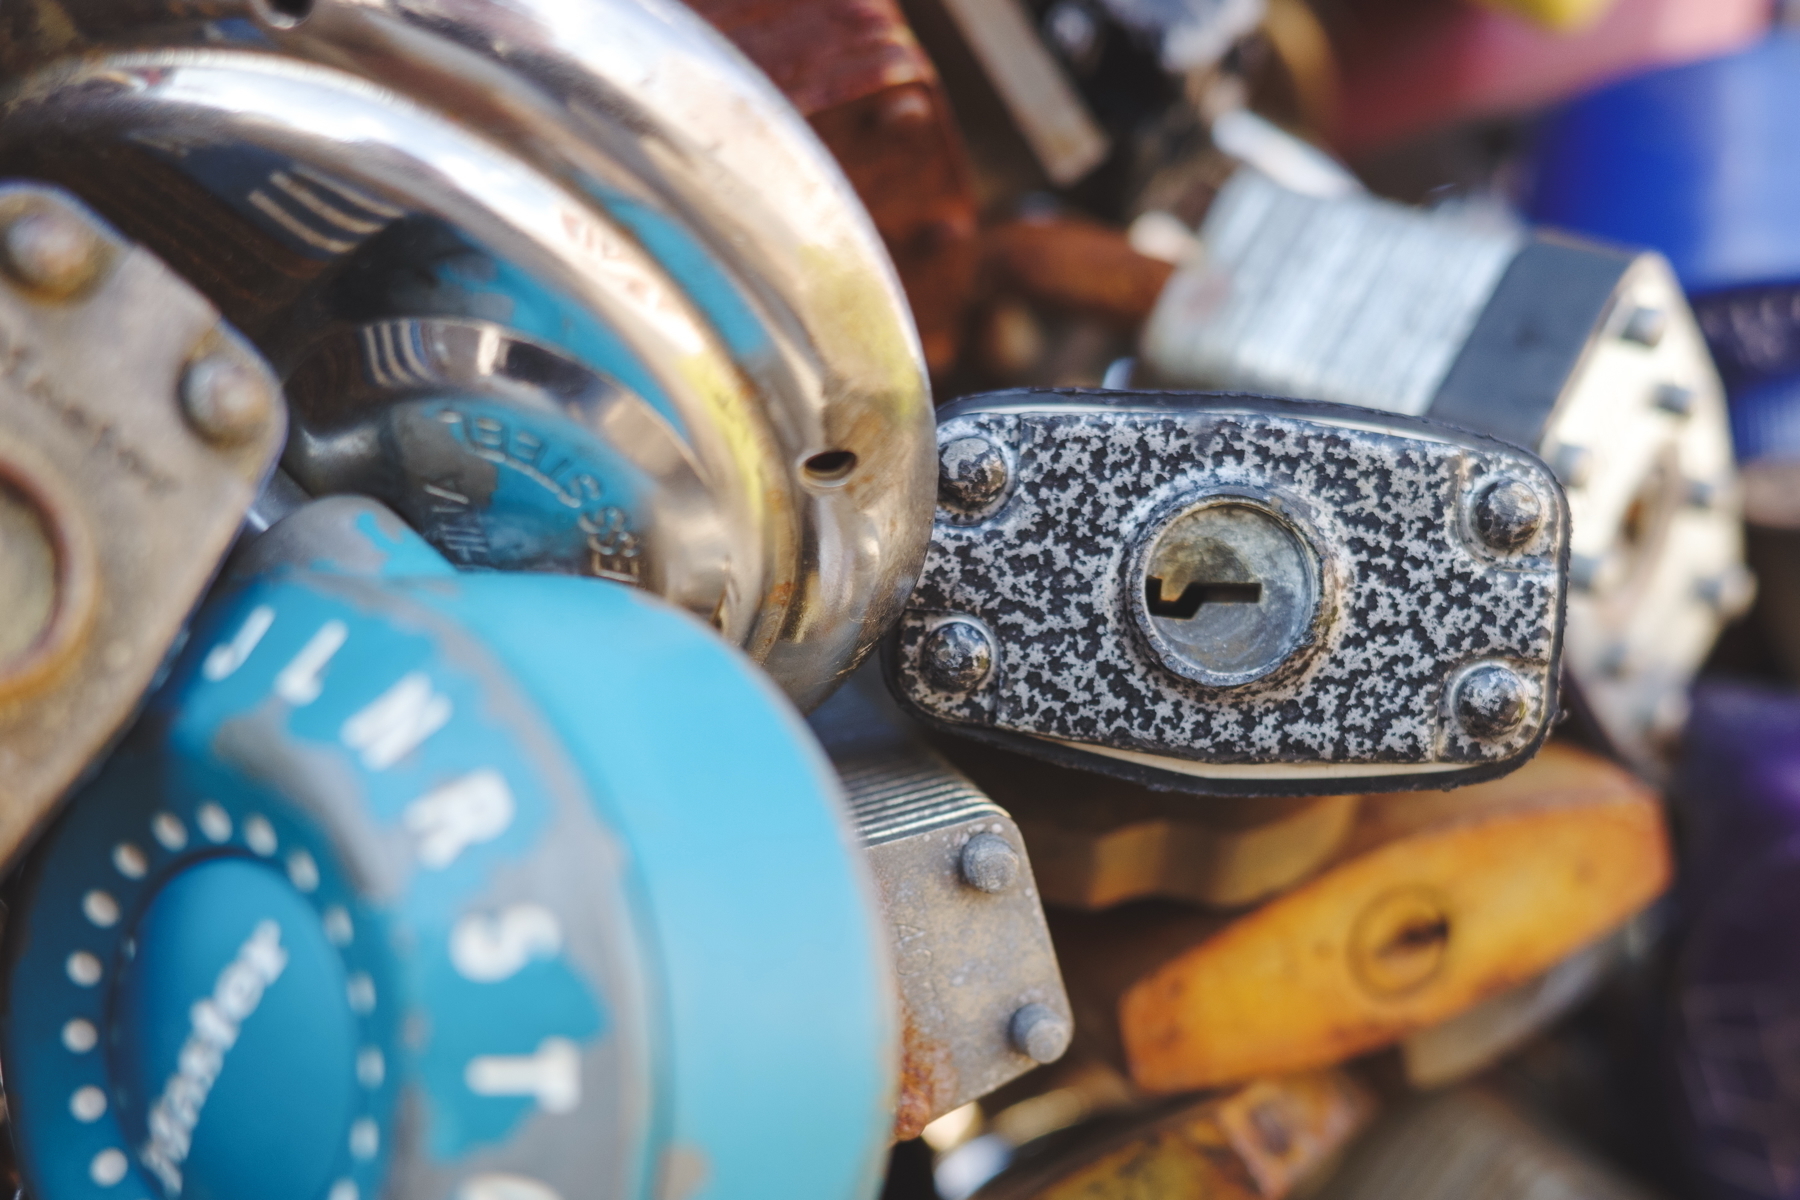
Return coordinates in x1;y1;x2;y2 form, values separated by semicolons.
1008;1003;1072;1064
181;355;274;445
1696;566;1756;618
922;620;994;693
1654;383;1697;417
3;208;98;294
1471;477;1543;551
1686;479;1720;509
1550;445;1594;489
1620;305;1667;348
1453;663;1530;740
939;436;1010;511
960;833;1021;894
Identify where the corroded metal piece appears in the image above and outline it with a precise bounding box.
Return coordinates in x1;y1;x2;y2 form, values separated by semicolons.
810;674;1072;1141
0;182;284;864
887;389;1570;795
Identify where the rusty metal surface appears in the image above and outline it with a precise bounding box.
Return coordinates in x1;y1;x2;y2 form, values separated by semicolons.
0;181;284;864
692;0;981;375
972;1070;1375;1200
811;672;1074;1140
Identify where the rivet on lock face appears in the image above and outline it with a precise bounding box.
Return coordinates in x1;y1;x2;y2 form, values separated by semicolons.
1349;887;1452;999
1133;495;1323;687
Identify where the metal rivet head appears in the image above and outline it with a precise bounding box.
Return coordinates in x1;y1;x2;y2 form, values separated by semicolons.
960;833;1021;893
3;208;99;294
1655;383;1697;417
939;436;1010;511
1009;1003;1072;1064
1686;479;1721;510
1471;477;1543;551
1453;664;1530;739
1696;566;1756;618
1620;305;1667;348
922;620;993;692
181;355;274;445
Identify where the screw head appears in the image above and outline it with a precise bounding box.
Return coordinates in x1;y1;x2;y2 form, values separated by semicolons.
921;620;993;693
181;355;275;445
1471;477;1544;551
960;833;1021;894
3;208;99;294
938;436;1009;511
1008;1004;1072;1064
1620;305;1667;348
1654;383;1697;417
1453;663;1530;739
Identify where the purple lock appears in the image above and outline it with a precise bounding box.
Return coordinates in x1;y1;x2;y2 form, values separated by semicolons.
1671;683;1800;1200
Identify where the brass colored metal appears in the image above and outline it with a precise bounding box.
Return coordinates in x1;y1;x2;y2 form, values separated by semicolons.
0;182;285;864
946;741;1359;910
972;1070;1375;1200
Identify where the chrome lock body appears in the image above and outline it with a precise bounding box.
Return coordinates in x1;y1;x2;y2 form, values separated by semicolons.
0;497;897;1200
887;389;1570;796
1143;171;1746;772
0;181;284;863
810;674;1073;1140
0;0;937;709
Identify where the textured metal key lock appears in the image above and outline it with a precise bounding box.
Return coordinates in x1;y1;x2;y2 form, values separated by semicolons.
0;0;936;709
0;497;898;1200
887;389;1571;796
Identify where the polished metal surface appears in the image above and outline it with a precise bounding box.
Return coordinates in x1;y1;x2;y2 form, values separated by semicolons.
0;0;936;708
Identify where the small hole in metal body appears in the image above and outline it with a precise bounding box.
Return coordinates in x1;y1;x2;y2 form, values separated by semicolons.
803;450;858;483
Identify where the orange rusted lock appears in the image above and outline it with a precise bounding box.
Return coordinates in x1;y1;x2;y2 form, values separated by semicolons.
1052;743;1670;1093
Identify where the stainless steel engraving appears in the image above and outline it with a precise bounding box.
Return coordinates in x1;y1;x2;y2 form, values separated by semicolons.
887;390;1570;795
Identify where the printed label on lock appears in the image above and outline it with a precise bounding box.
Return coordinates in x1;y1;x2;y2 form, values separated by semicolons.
886;389;1570;795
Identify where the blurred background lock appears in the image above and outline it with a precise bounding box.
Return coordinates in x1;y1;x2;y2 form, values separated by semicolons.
888;387;1569;794
0;493;899;1200
0;0;937;711
0;182;285;866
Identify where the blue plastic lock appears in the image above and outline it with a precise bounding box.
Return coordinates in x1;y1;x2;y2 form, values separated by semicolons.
1;499;896;1200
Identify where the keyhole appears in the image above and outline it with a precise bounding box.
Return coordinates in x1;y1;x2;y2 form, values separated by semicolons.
1145;576;1262;619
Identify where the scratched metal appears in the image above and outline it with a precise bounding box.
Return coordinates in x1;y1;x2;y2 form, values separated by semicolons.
887;390;1568;794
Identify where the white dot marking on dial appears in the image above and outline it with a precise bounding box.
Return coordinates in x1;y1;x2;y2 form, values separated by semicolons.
349;1117;379;1160
83;890;120;928
90;1149;127;1187
152;813;188;852
63;1019;97;1053
67;951;102;986
112;843;147;880
323;906;354;946
245;816;277;857
456;1174;564;1200
329;1180;359;1200
71;1086;107;1122
197;804;232;843
287;850;320;893
347;972;376;1014
356;1046;385;1088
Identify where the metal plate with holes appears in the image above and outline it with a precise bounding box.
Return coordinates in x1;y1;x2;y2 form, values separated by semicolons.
0;181;284;864
886;390;1569;796
810;674;1072;1140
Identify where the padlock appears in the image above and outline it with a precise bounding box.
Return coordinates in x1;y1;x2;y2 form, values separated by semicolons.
967;1070;1374;1200
1668;683;1800;1200
1309;1089;1660;1200
809;671;1074;1141
0;495;897;1200
1141;170;1748;775
0;0;936;710
0;181;285;864
943;741;1359;910
885;387;1570;795
1048;743;1668;1093
1525;32;1800;693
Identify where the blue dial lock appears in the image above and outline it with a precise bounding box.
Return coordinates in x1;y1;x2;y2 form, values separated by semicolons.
2;499;897;1200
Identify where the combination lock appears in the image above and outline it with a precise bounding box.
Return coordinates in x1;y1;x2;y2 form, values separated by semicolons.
0;498;896;1200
